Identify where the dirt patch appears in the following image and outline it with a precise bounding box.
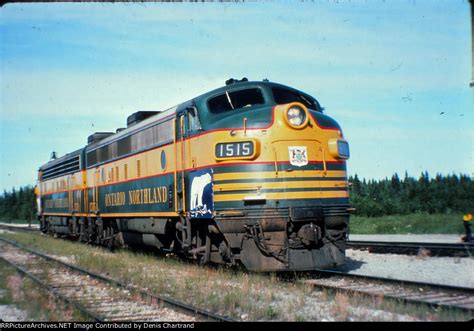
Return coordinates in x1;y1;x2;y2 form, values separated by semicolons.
7;275;24;302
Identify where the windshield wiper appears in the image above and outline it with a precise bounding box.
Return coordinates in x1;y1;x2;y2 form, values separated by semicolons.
225;91;235;110
300;95;312;106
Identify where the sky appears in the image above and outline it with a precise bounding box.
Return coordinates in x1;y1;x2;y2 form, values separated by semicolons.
0;1;472;191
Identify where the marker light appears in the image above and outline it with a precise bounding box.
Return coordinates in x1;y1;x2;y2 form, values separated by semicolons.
328;138;350;160
337;140;350;159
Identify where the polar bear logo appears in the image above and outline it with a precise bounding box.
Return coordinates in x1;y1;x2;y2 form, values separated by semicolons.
190;172;212;217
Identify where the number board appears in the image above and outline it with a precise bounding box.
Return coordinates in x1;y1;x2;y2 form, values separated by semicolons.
215;141;255;160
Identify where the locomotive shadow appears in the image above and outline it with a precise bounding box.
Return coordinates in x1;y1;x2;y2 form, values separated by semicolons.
123;243;368;277
276;257;366;281
326;257;366;272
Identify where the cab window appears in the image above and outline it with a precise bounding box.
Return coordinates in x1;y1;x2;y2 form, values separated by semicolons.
207;88;265;114
187;107;202;132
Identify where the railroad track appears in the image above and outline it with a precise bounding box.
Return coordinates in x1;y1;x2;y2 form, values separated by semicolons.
0;236;234;322
347;240;474;257
301;269;474;314
4;223;472;315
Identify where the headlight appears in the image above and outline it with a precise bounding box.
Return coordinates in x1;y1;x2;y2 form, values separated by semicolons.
287;107;305;126
285;105;308;129
328;138;350;160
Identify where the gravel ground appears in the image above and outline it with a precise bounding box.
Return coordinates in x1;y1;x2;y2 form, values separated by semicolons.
0;243;196;322
0;222;40;229
333;249;474;288
0;289;28;321
349;234;464;243
0;305;28;321
2;230;471;320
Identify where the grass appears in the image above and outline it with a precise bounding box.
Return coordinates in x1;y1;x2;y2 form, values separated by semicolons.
0;265;15;305
0;260;88;321
1;231;471;321
349;213;466;235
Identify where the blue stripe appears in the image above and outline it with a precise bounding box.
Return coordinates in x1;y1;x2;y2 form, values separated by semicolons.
214;187;348;195
213;162;346;174
214;176;347;185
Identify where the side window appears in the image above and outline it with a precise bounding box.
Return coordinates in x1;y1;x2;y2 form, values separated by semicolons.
98;145;109;163
187;107;202;132
86;150;97;167
154;120;173;142
207;88;265;114
117;136;131;157
86;121;174;168
109;142;117;160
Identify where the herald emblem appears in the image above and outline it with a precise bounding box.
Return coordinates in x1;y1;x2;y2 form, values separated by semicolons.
288;146;308;167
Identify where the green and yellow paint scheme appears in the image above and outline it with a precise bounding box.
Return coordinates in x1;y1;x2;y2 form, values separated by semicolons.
37;79;350;271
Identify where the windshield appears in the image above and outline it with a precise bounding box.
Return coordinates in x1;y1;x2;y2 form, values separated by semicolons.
207;88;265;114
272;87;320;111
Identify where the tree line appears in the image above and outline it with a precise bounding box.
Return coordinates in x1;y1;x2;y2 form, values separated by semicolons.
0;172;472;221
349;172;474;217
0;186;37;221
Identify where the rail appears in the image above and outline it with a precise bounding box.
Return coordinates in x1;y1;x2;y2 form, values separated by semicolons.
301;268;474;313
347;240;474;257
0;236;234;322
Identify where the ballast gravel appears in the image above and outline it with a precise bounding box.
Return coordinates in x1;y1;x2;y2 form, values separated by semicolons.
0;289;28;321
333;249;474;288
349;234;463;243
0;305;28;321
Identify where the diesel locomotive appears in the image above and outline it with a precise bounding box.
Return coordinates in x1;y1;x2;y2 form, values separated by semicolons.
36;78;351;271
